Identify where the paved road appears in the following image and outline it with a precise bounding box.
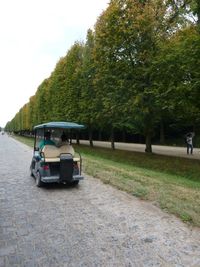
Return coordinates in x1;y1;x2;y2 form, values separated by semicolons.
78;140;200;160
1;135;200;267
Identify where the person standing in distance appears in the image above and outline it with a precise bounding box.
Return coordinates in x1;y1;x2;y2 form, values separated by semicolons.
186;132;194;155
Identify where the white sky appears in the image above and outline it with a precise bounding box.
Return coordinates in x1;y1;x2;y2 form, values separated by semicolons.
0;0;109;127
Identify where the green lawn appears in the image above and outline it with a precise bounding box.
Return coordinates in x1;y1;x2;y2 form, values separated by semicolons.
14;135;200;227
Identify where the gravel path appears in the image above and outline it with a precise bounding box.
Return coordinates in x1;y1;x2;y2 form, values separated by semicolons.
0;134;200;267
78;140;200;160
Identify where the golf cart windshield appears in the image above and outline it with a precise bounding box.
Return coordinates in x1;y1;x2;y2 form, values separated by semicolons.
34;121;85;150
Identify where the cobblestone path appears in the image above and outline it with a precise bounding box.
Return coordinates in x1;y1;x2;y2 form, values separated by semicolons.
0;135;200;267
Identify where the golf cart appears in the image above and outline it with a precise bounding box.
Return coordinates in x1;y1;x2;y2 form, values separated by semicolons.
30;121;85;187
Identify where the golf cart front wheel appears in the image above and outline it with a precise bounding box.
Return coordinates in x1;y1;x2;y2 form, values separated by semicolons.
30;166;34;177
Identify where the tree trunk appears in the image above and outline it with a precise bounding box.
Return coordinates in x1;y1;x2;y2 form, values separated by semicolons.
160;120;165;144
98;130;102;141
76;132;80;145
89;128;93;147
122;130;126;142
192;124;200;135
145;132;152;153
110;128;115;150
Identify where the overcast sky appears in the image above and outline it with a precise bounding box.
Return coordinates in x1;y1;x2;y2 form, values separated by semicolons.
0;0;109;127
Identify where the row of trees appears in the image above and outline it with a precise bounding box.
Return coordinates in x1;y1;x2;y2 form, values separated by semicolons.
5;0;200;152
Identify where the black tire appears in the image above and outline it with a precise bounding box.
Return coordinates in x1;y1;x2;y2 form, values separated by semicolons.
36;171;43;187
72;180;79;186
30;166;34;177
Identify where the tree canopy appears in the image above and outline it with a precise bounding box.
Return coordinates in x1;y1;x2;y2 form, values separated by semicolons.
5;0;200;151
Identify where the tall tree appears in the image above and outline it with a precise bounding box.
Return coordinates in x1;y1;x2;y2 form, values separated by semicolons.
153;25;200;131
94;0;184;152
62;42;84;122
79;30;97;147
35;79;50;123
28;95;36;130
47;59;67;121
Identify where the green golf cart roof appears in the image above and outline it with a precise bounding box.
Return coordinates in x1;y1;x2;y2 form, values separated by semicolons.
34;121;85;130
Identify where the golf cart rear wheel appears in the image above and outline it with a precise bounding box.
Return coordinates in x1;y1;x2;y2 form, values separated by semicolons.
36;172;43;187
72;180;79;186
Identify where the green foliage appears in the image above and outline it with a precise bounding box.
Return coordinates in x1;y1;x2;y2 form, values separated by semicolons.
63;42;84;121
93;0;184;150
34;79;50;123
5;0;200;152
79;30;97;126
47;58;68;121
153;26;200;126
132;186;148;199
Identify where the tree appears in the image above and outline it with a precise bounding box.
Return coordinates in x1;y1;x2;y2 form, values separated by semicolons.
62;42;84;123
28;95;37;130
47;59;67;121
153;25;200;131
94;1;138;149
34;79;50;123
94;0;185;152
79;30;97;147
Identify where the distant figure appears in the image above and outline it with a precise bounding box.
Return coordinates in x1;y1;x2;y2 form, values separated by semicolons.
186;132;194;155
39;131;55;150
57;132;69;147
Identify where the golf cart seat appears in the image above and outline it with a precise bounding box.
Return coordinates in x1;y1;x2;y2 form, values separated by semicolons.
59;144;75;155
41;144;77;162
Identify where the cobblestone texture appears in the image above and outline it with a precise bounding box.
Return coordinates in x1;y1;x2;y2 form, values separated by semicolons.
0;134;200;267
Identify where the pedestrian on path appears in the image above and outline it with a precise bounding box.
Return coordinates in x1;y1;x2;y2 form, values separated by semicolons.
186;132;194;155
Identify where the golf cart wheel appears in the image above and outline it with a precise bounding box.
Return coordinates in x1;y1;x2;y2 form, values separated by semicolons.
72;180;79;186
29;164;34;177
36;171;43;187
